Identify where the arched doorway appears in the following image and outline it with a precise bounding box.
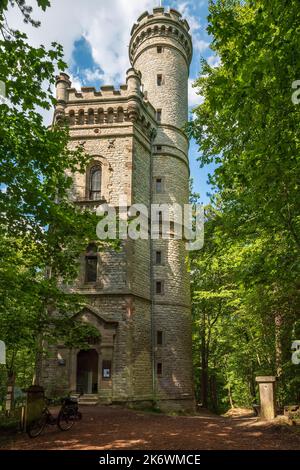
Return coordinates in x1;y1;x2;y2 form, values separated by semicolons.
76;349;99;394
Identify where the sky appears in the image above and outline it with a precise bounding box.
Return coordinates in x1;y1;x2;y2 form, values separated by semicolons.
7;0;218;203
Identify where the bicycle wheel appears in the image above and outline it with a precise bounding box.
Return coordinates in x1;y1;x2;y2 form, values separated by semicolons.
27;413;48;438
57;409;75;431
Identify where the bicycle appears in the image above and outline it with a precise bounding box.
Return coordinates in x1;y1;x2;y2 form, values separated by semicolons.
27;393;82;438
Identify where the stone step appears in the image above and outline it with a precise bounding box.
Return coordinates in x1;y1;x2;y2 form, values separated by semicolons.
78;394;99;406
79;401;99;406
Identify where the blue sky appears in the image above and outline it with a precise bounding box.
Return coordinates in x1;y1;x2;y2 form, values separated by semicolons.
69;0;216;204
8;0;217;203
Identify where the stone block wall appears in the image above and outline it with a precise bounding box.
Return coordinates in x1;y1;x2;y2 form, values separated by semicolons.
41;7;195;411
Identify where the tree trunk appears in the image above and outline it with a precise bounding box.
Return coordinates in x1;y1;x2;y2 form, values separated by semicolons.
201;349;208;408
32;335;43;385
275;312;283;377
210;375;218;411
5;371;15;414
200;310;209;408
227;381;234;409
249;363;256;400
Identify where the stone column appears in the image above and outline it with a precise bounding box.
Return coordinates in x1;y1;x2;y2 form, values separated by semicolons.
256;376;276;420
55;73;71;122
126;68;141;96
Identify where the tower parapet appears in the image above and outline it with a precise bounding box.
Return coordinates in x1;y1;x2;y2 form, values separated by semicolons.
53;69;157;138
55;73;71;120
129;7;192;134
130;8;192;69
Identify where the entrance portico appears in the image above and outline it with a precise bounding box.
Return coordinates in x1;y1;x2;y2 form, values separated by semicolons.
68;306;117;402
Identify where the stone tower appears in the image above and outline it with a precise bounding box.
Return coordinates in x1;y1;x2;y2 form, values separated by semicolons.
41;7;194;411
129;7;193;406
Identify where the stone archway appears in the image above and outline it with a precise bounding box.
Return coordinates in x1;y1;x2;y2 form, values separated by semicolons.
76;349;99;394
69;306;118;400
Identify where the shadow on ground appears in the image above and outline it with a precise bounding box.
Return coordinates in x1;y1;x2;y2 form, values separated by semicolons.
1;405;300;450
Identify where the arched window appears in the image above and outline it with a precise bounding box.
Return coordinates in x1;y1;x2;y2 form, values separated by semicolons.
78;110;85;125
117;107;124;123
85;243;98;283
89;165;102;200
107;109;114;123
88;109;94;124
97;109;104;124
69;110;75;125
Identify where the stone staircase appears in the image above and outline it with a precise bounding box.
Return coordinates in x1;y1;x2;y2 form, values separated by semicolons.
78;394;99;406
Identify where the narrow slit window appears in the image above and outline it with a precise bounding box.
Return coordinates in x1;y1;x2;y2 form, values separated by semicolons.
155;280;163;294
85;243;98;283
157;46;162;53
170;221;175;239
157;74;163;86
156;109;162;122
155;178;163;193
157;331;163;346
158;211;163;237
155;250;162;265
157;362;162;376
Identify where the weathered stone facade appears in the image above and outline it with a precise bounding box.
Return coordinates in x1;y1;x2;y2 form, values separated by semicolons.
40;7;194;411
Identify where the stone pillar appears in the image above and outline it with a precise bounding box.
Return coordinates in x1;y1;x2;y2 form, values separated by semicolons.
55;73;71;122
25;385;45;426
256;376;276;420
126;68;141;95
55;72;71;103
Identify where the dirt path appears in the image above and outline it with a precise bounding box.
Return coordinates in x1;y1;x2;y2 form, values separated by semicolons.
1;405;300;450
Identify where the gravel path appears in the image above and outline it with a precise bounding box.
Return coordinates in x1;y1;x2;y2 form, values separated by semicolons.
1;405;300;450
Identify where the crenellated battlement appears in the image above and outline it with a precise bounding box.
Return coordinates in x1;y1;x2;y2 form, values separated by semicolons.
64;100;156;128
131;8;190;35
67;84;129;101
54;70;157;139
129;7;192;65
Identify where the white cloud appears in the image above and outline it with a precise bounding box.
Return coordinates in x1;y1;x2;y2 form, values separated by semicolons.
6;1;208;84
68;73;83;92
82;0;155;85
177;1;202;33
175;1;210;56
207;54;221;68
188;78;204;108
5;0;207;123
193;37;210;53
6;0;154;86
82;69;103;84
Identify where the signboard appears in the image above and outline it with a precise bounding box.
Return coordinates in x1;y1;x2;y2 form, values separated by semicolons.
102;360;111;379
0;340;5;364
103;369;110;378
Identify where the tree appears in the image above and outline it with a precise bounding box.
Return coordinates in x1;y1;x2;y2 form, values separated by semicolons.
189;0;300;409
0;1;115;394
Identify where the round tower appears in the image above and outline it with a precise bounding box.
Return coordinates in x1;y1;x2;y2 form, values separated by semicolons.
129;7;192;130
129;7;192;202
129;8;194;410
